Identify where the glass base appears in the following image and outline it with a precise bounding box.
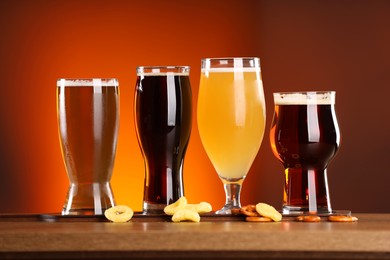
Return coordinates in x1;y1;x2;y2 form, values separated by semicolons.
215;205;241;215
62;182;115;216
282;209;352;217
142;202;167;215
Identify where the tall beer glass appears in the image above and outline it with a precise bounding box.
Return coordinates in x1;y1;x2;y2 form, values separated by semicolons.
270;91;340;215
197;58;266;214
57;78;119;215
135;66;192;214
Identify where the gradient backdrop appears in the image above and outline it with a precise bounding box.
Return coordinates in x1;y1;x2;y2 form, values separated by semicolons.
0;0;389;213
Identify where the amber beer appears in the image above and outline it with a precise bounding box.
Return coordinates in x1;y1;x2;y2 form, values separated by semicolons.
135;66;192;214
57;78;119;215
270;91;340;214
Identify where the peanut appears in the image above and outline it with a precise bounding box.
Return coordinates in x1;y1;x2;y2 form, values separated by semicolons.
104;205;133;223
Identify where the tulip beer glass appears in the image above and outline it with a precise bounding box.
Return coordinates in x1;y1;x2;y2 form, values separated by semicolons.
57;78;119;215
135;66;192;214
197;58;266;214
270;91;340;215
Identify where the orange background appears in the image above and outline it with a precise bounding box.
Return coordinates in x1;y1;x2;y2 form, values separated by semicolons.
0;0;389;213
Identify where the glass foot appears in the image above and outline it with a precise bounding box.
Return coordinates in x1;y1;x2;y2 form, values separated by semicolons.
282;209;352;217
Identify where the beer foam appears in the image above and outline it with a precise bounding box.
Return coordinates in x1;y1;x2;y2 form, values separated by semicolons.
57;79;118;87
137;72;189;76
201;67;260;73
137;66;190;76
274;92;335;105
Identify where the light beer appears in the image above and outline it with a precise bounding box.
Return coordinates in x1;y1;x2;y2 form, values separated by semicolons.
57;78;119;215
197;68;266;180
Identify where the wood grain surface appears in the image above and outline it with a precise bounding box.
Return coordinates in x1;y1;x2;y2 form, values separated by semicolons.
0;213;389;259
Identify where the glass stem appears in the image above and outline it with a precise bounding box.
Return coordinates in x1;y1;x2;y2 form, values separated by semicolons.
223;182;242;209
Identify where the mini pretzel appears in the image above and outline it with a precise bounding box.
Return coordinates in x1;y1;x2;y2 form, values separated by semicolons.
240;205;259;217
246;216;273;222
231;208;242;215
328;215;358;222
295;215;321;222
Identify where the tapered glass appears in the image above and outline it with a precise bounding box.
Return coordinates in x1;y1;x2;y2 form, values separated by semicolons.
57;78;119;215
197;58;266;214
270;91;340;215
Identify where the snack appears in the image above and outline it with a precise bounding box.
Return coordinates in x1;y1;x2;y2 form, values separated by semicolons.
172;209;201;223
164;196;188;215
255;203;282;222
104;205;134;223
245;216;273;222
231;208;242;215
295;215;321;222
185;202;212;214
240;205;259;217
328;215;358;222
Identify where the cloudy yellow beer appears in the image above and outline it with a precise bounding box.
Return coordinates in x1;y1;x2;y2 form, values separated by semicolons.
197;68;266;180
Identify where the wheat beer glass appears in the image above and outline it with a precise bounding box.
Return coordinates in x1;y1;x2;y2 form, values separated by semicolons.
270;91;340;215
197;58;266;214
57;78;119;215
135;66;192;214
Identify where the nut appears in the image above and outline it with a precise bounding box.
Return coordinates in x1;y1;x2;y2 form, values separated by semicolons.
240;205;259;217
295;215;321;222
172;209;201;223
246;216;273;222
104;205;134;223
255;203;282;222
328;215;358;222
164;197;188;215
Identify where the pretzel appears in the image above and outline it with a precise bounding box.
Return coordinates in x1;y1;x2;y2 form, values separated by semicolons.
328;215;358;222
240;205;259;217
246;216;273;222
295;215;321;222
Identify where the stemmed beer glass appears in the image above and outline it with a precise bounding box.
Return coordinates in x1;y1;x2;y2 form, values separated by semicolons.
197;58;266;214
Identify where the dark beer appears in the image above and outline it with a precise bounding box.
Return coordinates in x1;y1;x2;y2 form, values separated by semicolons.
270;92;340;214
134;67;192;214
57;79;119;215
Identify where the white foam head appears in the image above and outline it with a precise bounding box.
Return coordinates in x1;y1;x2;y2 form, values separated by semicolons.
201;67;260;73
137;66;189;76
274;91;335;105
57;78;118;87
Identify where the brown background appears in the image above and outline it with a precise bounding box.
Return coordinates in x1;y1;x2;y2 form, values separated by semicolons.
0;0;389;213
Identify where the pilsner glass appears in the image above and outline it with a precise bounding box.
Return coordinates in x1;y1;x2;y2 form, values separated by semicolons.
134;66;192;214
197;58;266;214
270;91;340;215
57;78;119;215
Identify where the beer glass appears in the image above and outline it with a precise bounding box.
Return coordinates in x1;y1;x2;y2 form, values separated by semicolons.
270;91;340;215
134;66;192;214
57;78;119;215
197;58;266;214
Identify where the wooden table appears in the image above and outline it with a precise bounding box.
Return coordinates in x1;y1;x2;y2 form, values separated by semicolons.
0;213;389;259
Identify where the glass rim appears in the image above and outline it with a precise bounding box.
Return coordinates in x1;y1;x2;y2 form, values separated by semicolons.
273;91;335;95
136;66;190;76
56;78;118;87
201;57;260;62
273;91;336;105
